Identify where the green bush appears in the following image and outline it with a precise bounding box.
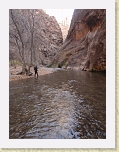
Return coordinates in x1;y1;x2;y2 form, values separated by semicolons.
9;60;22;66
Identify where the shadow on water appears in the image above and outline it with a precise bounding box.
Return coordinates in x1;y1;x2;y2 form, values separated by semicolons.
9;69;106;139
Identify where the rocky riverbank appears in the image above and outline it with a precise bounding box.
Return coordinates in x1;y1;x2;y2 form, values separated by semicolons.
9;66;57;82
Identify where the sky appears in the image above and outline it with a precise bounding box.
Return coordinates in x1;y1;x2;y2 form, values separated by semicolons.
44;9;74;25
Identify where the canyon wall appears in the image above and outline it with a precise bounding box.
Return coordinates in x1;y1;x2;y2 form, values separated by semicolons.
37;10;63;65
9;9;63;66
52;9;106;71
59;24;69;41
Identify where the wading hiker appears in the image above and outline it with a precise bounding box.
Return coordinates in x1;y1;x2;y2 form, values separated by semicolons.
34;65;38;78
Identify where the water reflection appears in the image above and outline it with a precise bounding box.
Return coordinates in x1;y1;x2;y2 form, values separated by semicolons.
9;69;106;139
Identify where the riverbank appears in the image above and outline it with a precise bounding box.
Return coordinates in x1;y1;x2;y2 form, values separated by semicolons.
9;66;57;82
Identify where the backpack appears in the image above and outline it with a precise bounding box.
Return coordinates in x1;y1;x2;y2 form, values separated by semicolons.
34;66;37;71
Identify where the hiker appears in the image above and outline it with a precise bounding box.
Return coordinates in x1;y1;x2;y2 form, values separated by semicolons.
34;65;38;78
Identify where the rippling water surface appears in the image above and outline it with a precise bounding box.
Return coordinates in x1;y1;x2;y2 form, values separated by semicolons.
9;69;106;139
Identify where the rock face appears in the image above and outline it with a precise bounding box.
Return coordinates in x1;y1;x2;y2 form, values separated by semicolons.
9;9;63;66
59;24;69;41
52;9;106;71
37;10;63;65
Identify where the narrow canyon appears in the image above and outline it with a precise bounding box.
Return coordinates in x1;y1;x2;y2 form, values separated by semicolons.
9;9;106;139
9;9;106;74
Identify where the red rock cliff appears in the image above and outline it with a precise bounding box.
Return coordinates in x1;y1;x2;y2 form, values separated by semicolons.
52;9;106;71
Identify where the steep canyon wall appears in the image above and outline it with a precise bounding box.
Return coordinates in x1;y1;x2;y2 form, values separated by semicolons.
52;9;106;71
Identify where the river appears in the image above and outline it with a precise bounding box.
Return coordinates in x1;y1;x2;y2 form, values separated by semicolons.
9;69;106;139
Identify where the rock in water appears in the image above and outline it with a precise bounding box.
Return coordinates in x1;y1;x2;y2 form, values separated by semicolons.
52;9;106;71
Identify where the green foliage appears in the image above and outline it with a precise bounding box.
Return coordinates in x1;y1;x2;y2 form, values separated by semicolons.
47;64;52;68
9;60;22;66
62;62;67;66
49;63;58;68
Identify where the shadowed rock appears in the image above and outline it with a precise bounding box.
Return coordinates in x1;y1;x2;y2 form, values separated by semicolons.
52;9;106;71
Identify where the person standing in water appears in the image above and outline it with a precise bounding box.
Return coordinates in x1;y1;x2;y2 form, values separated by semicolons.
34;65;38;78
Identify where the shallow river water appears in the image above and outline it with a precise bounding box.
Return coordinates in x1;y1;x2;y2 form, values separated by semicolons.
9;69;106;139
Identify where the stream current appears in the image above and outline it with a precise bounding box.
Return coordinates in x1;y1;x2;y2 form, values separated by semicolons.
9;69;106;139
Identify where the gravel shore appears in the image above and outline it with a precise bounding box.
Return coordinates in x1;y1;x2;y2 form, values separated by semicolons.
9;66;57;81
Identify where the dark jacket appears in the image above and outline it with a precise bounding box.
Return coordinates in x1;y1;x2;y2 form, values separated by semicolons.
34;66;38;72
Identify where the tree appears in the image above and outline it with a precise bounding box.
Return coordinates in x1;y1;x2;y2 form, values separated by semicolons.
9;9;28;74
9;9;63;74
9;9;41;74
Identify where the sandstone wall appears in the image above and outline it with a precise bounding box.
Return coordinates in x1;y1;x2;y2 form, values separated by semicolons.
36;10;63;66
52;9;106;71
59;24;69;41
